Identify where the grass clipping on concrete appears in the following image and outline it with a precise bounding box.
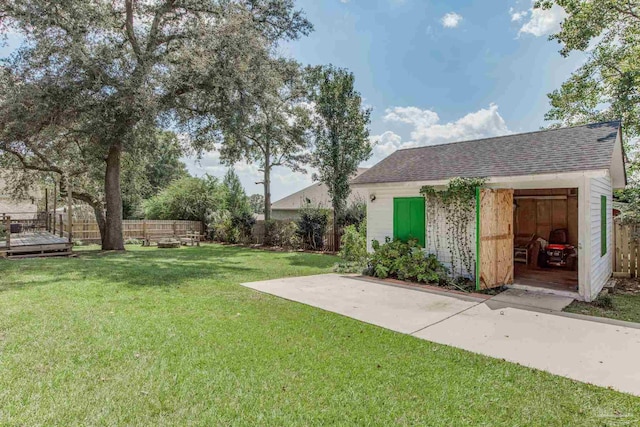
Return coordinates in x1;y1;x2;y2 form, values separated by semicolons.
0;244;639;425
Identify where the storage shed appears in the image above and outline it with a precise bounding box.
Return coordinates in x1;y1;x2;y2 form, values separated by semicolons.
352;121;626;301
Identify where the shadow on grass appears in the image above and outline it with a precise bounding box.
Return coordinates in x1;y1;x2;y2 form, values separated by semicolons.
0;244;336;293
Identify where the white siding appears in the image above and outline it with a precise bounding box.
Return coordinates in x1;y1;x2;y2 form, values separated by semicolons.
588;176;612;299
366;185;476;278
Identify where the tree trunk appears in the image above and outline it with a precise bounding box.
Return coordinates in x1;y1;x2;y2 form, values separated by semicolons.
102;143;125;250
333;205;340;252
263;159;271;222
93;204;107;246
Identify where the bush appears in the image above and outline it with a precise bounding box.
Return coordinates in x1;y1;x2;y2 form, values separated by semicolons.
144;176;226;223
207;210;233;242
334;221;368;273
368;238;449;284
338;200;366;227
231;211;256;243
296;206;329;250
263;220;302;249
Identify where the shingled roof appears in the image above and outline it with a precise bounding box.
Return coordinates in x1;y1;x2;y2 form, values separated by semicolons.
352;121;621;185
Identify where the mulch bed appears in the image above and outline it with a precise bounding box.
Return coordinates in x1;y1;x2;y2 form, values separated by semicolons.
613;277;640;295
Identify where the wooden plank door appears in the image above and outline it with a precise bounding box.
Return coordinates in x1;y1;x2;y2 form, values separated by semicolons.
478;188;514;289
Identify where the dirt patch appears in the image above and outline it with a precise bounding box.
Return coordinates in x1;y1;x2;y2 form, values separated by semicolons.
613;277;640;295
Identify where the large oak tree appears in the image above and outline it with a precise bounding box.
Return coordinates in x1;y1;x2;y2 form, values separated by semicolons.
0;0;311;249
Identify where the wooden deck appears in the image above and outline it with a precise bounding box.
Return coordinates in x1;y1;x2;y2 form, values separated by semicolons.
0;231;73;259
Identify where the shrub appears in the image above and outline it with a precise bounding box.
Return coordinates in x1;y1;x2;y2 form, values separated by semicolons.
145;176;226;223
368;238;449;284
207;210;233;242
262;220;302;249
231;211;256;243
334;221;368;273
279;221;302;249
296;206;329;250
338;200;366;227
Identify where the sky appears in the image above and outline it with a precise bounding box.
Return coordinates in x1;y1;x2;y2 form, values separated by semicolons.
192;0;583;200
0;0;583;201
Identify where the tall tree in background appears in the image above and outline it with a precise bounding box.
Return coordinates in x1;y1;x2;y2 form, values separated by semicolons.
223;169;251;215
122;131;189;219
539;0;640;219
307;65;372;249
249;194;265;214
219;60;313;221
0;0;311;250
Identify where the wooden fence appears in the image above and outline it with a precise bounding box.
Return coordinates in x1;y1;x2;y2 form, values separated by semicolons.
60;219;203;242
613;222;640;277
251;220;340;252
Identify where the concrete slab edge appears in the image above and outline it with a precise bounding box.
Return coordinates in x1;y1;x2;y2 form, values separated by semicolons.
349;275;489;304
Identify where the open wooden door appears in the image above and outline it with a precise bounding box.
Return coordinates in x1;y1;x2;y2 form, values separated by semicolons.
477;188;514;290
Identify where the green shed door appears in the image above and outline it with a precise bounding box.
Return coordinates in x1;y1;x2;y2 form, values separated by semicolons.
393;197;425;247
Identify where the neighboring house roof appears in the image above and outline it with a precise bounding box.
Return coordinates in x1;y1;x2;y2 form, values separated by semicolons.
352;121;622;186
272;168;368;210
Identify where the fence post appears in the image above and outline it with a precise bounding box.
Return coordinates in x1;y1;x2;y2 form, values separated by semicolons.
52;181;57;234
142;220;147;240
59;214;64;238
5;215;10;250
173;221;177;238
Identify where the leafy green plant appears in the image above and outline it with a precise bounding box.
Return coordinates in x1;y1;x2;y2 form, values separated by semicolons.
420;177;486;278
593;294;615;309
231;211;256;243
145;176;226;223
368;238;449;284
335;221;368;273
262;220;302;249
296;206;330;250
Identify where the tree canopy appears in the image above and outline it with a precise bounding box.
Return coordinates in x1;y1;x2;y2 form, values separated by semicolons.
540;0;640;220
0;0;312;249
217;59;313;220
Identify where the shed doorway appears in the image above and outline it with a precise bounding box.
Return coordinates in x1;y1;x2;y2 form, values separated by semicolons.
512;188;578;292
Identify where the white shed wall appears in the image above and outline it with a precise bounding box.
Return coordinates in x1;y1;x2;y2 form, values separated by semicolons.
365;185;475;278
588;176;613;300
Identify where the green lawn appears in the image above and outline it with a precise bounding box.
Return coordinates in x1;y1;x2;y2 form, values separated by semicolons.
1;244;639;425
565;293;640;324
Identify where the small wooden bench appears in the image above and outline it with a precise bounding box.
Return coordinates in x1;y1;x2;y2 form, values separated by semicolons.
143;232;174;247
180;231;201;247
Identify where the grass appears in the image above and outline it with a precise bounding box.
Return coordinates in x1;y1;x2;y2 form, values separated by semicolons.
0;244;639;425
565;293;640;324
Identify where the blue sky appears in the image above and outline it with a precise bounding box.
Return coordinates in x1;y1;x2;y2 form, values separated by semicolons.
195;0;582;199
1;0;581;200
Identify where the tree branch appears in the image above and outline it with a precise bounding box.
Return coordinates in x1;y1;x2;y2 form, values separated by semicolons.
125;0;143;59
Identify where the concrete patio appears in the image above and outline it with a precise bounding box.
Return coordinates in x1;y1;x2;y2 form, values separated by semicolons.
242;274;640;397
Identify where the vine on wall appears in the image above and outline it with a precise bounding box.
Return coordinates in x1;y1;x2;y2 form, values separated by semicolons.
420;177;486;278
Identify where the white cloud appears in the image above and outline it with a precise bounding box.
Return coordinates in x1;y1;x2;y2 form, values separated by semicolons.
441;12;463;28
509;7;528;22
382;103;510;147
369;131;410;162
518;2;567;37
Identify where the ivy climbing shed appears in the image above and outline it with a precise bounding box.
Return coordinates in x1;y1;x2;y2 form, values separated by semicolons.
352;121;626;301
